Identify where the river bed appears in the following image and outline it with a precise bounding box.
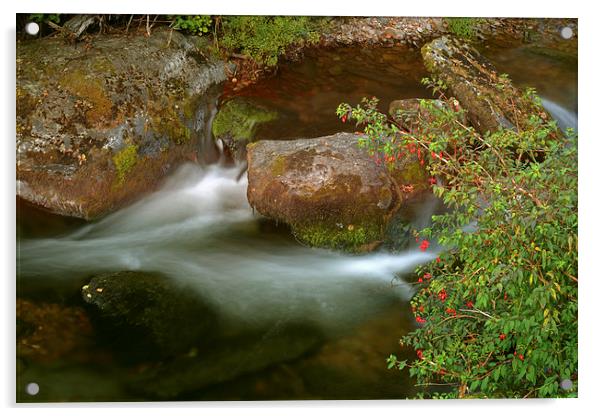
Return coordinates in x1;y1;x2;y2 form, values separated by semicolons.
16;42;577;402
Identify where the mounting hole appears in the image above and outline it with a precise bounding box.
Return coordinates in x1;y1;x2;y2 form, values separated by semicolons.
560;378;574;391
26;382;39;396
560;26;573;40
25;22;40;36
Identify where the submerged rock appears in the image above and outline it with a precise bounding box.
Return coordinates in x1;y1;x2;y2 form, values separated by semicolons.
17;298;95;364
132;321;323;399
81;270;323;399
212;97;278;162
16;29;227;219
246;132;428;252
421;36;551;135
82;271;218;360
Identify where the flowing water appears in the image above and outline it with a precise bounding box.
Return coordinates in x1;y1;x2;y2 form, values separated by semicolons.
16;43;577;402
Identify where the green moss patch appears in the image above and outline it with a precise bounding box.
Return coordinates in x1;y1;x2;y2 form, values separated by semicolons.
293;223;383;253
212;98;277;142
113;144;138;184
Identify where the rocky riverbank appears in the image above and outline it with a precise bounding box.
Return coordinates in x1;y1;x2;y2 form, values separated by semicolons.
223;17;577;94
17;28;226;219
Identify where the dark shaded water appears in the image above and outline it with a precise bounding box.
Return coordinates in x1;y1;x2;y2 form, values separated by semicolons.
16;44;577;402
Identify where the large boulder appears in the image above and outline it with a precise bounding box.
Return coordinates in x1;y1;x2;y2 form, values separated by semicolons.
16;29;227;219
246;133;429;252
421;36;552;135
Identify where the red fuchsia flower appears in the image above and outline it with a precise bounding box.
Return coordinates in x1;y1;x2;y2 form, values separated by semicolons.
341;114;347;123
428;177;437;185
499;333;506;341
431;151;436;159
424;273;432;280
418;277;423;283
416;349;424;360
445;307;457;316
438;289;447;302
415;316;426;324
436;257;441;263
518;354;524;361
466;300;474;308
419;240;430;251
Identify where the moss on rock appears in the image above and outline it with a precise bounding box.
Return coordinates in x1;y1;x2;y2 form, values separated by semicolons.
113;144;138;184
60;70;113;126
212;98;277;142
293;223;382;253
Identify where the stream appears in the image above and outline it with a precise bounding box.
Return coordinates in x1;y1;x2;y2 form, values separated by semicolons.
16;43;577;402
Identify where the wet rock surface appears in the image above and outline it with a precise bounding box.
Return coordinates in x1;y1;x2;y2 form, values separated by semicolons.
421;36;552;135
246;132;428;251
81;271;218;360
16;29;226;219
388;98;467;132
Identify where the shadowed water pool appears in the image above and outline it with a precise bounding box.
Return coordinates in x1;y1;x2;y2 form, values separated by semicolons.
16;44;577;402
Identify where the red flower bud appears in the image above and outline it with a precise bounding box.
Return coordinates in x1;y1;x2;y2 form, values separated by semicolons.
499;333;506;341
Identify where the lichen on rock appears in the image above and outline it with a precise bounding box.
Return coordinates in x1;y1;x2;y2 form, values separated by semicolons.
16;29;227;219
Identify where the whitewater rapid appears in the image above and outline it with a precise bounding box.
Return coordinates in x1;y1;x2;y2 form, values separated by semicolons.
18;163;438;333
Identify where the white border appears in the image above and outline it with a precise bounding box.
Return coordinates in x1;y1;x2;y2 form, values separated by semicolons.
2;1;599;415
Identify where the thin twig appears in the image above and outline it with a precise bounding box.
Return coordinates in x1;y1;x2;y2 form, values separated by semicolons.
458;308;495;319
125;14;134;34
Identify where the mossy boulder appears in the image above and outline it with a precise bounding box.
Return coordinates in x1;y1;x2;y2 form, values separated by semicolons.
421;36;552;135
246;133;428;252
81;271;218;360
212;98;277;162
16;29;227;219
